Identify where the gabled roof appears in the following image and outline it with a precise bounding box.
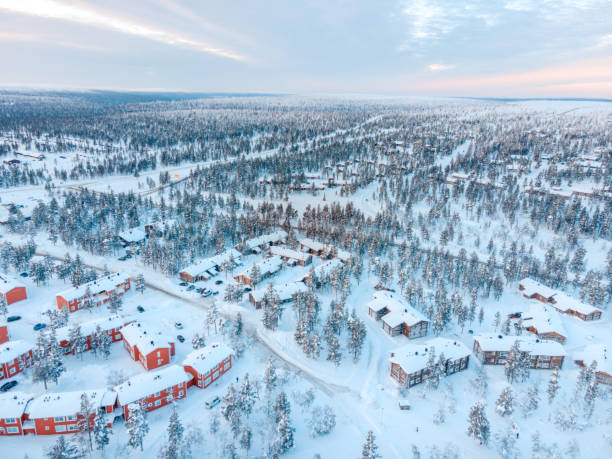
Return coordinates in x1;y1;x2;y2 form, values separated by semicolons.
0;275;25;295
270;246;311;262
118;227;146;243
55;315;135;342
522;303;566;337
553;292;601;316
300;238;326;251
183;343;233;375
243;231;287;250
180;249;242;277
236;256;283;279
56;272;130;302
0;391;34;418
27;389;114;418
114;365;191;406
121;322;174;356
518;278;557;300
574;344;610;374
369;292;427;327
0;340;32;363
390;338;470;374
473;333;566;356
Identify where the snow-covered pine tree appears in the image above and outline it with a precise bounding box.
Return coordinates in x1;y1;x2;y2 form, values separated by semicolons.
523;383;539;415
264;358;278;394
0;295;8;318
309;405;336;437
240;425;252;456
361;430;381;459
48;327;65;385
424;347;440;390
158;404;185;459
76;393;95;452
221;384;241;438
107;290;122;314
94;326;112;359
32;330;51;389
274;410;295;455
347;308;366;362
467;401;490;445
239;373;258;415
547;367;560;403
326;334;342;367
504;341;522;384
93;409;111;451
68;325;84;358
135;273;145;294
496;386;514;417
126;403;149;452
46;435;81;459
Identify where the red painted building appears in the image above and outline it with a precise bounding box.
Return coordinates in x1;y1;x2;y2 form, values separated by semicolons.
0;340;33;381
56;316;134;355
0;275;27;306
0;324;9;345
0;392;33;436
183;343;233;389
114;365;191;419
121;322;175;371
25;390;116;435
55;272;131;313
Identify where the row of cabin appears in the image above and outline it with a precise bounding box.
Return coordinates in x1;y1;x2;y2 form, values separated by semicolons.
0;343;233;436
389;338;470;388
55;272;131;313
472;334;566;369
249;282;308;309
0;275;27;306
368;292;429;339
238;230;288;255
518;278;602;321
234;255;283;287
179;249;242;283
299;238;351;263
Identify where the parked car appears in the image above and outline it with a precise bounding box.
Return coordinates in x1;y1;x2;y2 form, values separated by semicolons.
19;272;29;277
243;287;252;293
137;306;145;313
33;323;47;331
7;316;21;322
196;288;205;293
187;285;195;291
175;322;184;329
177;335;185;343
0;381;18;392
203;291;212;298
507;312;522;319
125;254;133;259
205;396;221;409
118;256;127;261
215;280;223;285
212;290;219;295
179;282;188;287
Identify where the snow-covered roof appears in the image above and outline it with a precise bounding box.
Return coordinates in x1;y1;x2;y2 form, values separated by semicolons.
519;278;557;300
0;340;32;363
300;238;326;251
0;274;24;295
306;259;343;281
390;338;470;374
0;392;33;418
118;227;146;243
369;292;427;327
181;249;242;277
473;334;566;356
244;230;287;250
56;272;130;302
27;389;114;418
270;246;311;262
522;304;566;337
115;365;191;406
55;315;135;342
553;292;601;316
121;322;174;356
335;248;352;263
183;343;233;375
250;282;308;303
237;256;283;279
573;344;610;374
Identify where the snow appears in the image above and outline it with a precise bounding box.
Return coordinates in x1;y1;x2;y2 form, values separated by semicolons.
236;255;283;279
27;389;114;418
573;344;610;374
0;392;33;418
118;227;147;243
54;315;135;342
522;303;566;337
518;278;557;300
0;340;32;363
299;238;326;252
369;291;427;327
473;333;567;356
56;272;130;303
296;258;343;282
390;338;470;374
120;322;174;357
269;246;311;263
0;274;25;295
180;249;242;278
182;343;233;375
250;282;308;304
553;292;601;316
114;365;191;406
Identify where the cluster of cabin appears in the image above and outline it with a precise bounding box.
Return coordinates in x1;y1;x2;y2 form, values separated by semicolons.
179;249;242;283
368;292;429;339
55;272;131;313
0;342;233;436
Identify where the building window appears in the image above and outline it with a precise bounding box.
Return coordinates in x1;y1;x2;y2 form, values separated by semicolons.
154;400;162;407
6;427;18;434
154;392;160;397
67;415;77;421
54;416;65;423
68;425;78;431
178;382;183;388
55;425;67;432
178;391;184;397
5;418;16;424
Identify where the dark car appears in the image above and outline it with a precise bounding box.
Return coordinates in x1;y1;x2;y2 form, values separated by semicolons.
215;280;223;285
118;256;127;261
33;323;47;331
187;285;195;291
0;380;18;392
7;316;21;322
177;335;185;343
243;287;252;293
203;291;212;298
137;306;145;313
179;282;188;287
19;272;29;277
212;290;219;295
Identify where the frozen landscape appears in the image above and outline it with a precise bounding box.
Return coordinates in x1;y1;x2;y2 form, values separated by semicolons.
0;92;609;458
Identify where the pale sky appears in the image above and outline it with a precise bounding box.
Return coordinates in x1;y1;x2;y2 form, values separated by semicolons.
1;0;611;97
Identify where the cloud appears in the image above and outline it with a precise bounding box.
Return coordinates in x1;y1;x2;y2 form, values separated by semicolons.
0;31;110;52
0;0;245;60
428;63;455;71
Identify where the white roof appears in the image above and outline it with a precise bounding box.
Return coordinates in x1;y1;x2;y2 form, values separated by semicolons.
522;304;566;337
56;272;130;302
369;292;427;327
335;248;352;263
270;246;311;262
250;282;308;303
121;322;174;356
244;231;287;250
115;365;191;406
181;249;242;277
0;275;24;295
183;343;233;375
300;238;326;251
573;344;610;374
27;389;114;418
237;255;283;279
118;227;146;243
519;278;557;299
0;340;32;364
56;315;135;342
0;392;33;418
390;338;470;374
553;292;601;316
473;334;566;356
